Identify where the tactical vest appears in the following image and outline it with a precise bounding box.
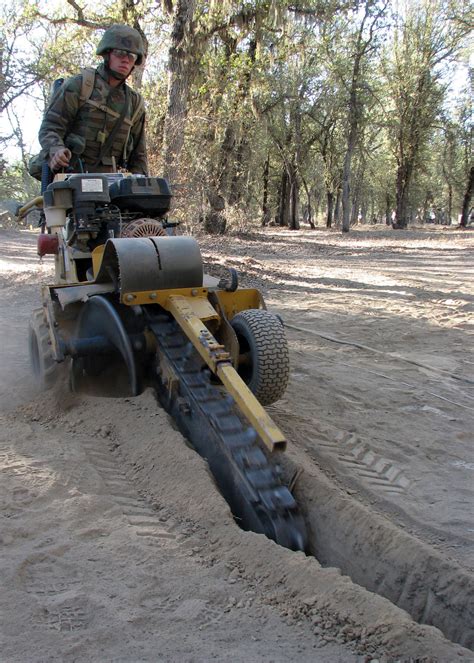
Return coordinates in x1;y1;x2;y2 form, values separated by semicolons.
69;67;144;170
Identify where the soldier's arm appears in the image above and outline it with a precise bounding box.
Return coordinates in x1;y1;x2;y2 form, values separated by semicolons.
127;110;148;176
38;77;81;159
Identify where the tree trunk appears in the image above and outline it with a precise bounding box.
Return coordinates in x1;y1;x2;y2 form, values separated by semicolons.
393;67;434;229
288;159;300;230
216;124;236;200
350;200;359;226
289;180;300;229
340;0;377;234
215;39;256;209
161;0;196;186
447;184;452;225
314;191;321;223
277;169;290;226
394;160;414;228
261;155;270;226
385;193;392;226
368;200;374;223
341;139;354;233
460;166;474;228
334;188;342;227
228;137;247;205
301;176;315;229
204;189;226;234
326;191;334;228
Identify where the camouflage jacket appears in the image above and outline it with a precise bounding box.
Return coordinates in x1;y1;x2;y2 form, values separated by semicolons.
38;64;148;175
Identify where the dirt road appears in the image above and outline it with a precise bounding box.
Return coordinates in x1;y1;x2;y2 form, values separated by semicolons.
1;226;472;662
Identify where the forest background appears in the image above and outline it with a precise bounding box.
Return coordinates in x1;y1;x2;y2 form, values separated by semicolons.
0;0;472;233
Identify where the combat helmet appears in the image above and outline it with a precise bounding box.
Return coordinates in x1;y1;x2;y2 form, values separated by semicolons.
96;24;145;65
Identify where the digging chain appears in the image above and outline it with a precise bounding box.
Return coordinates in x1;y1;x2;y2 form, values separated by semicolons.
148;312;307;551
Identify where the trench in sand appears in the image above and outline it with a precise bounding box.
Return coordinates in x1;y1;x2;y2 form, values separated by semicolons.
112;376;474;652
278;451;474;651
99;387;472;659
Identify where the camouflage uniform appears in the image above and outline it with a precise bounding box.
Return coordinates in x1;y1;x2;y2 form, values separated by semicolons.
38;63;148;175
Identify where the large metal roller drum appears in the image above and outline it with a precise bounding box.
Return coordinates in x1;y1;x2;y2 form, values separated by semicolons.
150;236;203;290
95;236;203;292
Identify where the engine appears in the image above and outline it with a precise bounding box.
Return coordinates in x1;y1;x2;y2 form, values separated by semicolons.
42;174;172;248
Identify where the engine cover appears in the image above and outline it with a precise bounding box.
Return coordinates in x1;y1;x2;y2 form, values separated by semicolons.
109;177;171;217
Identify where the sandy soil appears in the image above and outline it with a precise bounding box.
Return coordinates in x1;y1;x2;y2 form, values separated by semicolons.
0;226;473;662
199;226;474;569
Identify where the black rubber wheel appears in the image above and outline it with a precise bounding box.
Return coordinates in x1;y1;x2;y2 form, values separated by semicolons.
70;296;140;397
231;309;289;405
28;308;59;389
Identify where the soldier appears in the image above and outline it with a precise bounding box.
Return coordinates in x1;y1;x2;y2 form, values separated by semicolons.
37;24;148;176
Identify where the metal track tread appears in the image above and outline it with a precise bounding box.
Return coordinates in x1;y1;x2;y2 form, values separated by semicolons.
148;313;307;552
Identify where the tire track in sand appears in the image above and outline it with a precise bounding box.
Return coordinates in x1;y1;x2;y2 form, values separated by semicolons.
81;438;185;553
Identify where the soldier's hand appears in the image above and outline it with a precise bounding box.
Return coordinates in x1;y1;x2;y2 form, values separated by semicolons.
50;147;72;171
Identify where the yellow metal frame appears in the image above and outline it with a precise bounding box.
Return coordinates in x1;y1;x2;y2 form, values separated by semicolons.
17;196;43;220
166;295;286;453
91;245;105;278
120;286;218;316
212;289;265;320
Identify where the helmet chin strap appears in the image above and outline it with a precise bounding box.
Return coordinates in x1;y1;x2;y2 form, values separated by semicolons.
103;53;134;81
